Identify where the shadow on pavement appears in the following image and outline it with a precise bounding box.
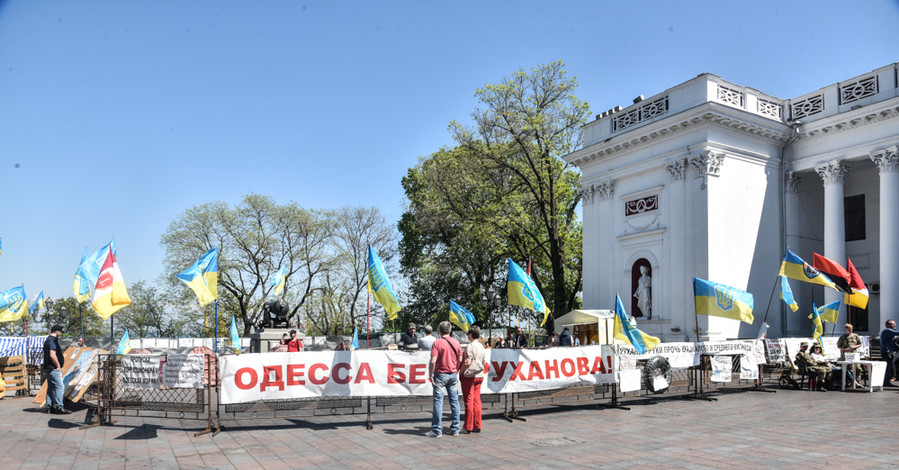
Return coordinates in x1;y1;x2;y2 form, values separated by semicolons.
48;418;81;429
115;424;162;440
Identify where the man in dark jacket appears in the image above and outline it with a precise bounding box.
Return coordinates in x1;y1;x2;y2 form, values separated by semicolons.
559;327;573;347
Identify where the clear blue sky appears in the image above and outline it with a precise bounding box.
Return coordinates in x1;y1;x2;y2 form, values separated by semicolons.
2;0;898;302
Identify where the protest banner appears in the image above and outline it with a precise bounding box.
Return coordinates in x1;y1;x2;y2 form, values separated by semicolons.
121;355;161;389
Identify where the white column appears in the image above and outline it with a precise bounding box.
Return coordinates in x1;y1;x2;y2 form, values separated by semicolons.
871;146;899;329
580;185;596;308
815;160;849;306
665;158;687;331
595;181;615;308
784;171;802;335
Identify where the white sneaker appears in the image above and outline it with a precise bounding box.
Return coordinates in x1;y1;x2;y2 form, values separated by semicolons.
425;430;441;438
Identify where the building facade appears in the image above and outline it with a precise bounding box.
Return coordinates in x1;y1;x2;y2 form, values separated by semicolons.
565;64;899;340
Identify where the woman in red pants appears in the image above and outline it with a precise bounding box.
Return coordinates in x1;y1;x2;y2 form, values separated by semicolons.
460;326;487;433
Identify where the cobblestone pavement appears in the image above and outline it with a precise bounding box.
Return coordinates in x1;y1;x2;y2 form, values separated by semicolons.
2;384;898;469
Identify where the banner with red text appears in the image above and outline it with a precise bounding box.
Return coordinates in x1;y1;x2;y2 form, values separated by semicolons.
220;346;615;404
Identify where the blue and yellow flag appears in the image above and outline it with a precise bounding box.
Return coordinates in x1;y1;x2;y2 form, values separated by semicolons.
75;240;117;295
779;250;838;291
808;302;825;346
614;295;660;354
367;245;400;320
351;325;359;351
229;316;241;354
116;329;132;355
693;278;755;324
780;276;799;312
271;265;287;296
72;248;92;302
449;300;476;333
507;258;551;325
177;247;219;307
0;286;28;323
815;299;841;324
28;291;45;316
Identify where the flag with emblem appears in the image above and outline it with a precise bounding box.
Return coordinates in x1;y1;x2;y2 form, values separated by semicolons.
693;277;754;324
779;250;838;291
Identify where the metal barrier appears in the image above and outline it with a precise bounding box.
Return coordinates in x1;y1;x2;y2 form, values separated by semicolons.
82;353;215;437
80;351;777;437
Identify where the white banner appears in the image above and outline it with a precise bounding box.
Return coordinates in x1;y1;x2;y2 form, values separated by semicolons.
121;355;161;389
616;340;763;370
220;346;616;405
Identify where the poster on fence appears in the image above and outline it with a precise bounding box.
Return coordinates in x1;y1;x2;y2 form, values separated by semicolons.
710;356;732;382
615;340;763;370
162;354;205;389
219;345;616;404
121;355;161;389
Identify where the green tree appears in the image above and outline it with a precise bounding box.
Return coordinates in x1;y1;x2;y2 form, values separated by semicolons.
402;61;587;330
304;206;398;335
0;297;106;337
161;195;332;335
114;281;187;338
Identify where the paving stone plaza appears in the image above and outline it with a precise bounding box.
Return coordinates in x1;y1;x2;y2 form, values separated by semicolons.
2;382;897;469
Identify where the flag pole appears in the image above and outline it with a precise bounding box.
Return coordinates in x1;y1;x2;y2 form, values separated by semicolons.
79;303;84;343
761;276;781;324
110;315;114;352
366;292;371;350
214;299;219;354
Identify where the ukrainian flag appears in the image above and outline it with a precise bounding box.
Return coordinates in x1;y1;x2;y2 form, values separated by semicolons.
177;247;219;307
350;325;359;351
693;278;755;324
0;286;28;323
809;302;824;341
507;258;551;325
780;276;799;312
72;248;92;302
271;265;287;296
28;291;45;316
116;329;132;355
368;245;400;320
449;300;476;333
778;250;838;291
816;299;841;324
613;295;660;354
229;316;241;354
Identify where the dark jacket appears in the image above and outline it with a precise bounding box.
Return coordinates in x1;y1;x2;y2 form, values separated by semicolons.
559;330;572;347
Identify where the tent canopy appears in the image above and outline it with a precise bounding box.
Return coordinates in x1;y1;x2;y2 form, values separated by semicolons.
555;310;613;329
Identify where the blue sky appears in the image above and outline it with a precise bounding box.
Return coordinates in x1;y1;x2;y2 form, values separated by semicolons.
2;0;898;302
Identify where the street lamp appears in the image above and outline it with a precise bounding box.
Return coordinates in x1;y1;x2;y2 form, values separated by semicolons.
480;290;502;344
44;298;54;330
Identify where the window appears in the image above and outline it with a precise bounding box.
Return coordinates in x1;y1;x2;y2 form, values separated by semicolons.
849;305;868;333
844;195;865;241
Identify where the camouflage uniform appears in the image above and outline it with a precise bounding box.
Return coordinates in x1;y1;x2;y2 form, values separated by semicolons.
837;332;863;380
795;351;833;389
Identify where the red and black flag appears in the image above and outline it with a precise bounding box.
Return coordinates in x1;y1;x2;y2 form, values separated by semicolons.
812;253;852;294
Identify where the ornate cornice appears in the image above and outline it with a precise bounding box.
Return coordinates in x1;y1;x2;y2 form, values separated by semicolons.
689;150;725;190
815;160;849;185
870;145;899;174
566;109;790;167
784;171;801;193
579;185;595;205
665;159;687;182
804;103;899;140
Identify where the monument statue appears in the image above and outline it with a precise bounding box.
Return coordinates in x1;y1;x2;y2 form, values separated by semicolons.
634;265;652;319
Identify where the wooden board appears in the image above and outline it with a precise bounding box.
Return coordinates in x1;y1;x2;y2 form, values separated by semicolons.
31;347;107;406
0;355;28;395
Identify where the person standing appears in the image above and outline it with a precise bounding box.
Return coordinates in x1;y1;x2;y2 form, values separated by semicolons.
286;330;303;352
837;323;863;386
42;325;70;414
515;327;528;348
418;325;436;351
558;327;572;347
426;321;462;437
880;320;898;387
461;326;486;434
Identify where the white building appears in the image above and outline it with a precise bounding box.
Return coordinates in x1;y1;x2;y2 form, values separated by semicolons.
565;63;898;340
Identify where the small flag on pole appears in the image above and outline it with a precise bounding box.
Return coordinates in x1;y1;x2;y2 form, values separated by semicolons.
779;276;799;312
177;247;219;307
271;265;287;296
0;286;27;323
91;248;132;319
351;325;359;351
229;316;241;354
449;300;476;333
367;245;400;320
116;329;132;355
845;258;869;309
613;295;660;354
693;278;755;324
507;258;551;326
28;291;45;316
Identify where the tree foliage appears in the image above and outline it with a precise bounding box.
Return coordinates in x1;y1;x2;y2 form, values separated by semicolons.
401;61;587;330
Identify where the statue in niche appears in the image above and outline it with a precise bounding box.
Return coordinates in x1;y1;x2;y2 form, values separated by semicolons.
633;265;652;319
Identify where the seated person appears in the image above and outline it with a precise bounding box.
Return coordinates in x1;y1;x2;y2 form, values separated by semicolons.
809;343;853;387
794;342;833;391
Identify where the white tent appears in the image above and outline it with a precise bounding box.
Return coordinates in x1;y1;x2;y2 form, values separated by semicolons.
554;310;614;345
